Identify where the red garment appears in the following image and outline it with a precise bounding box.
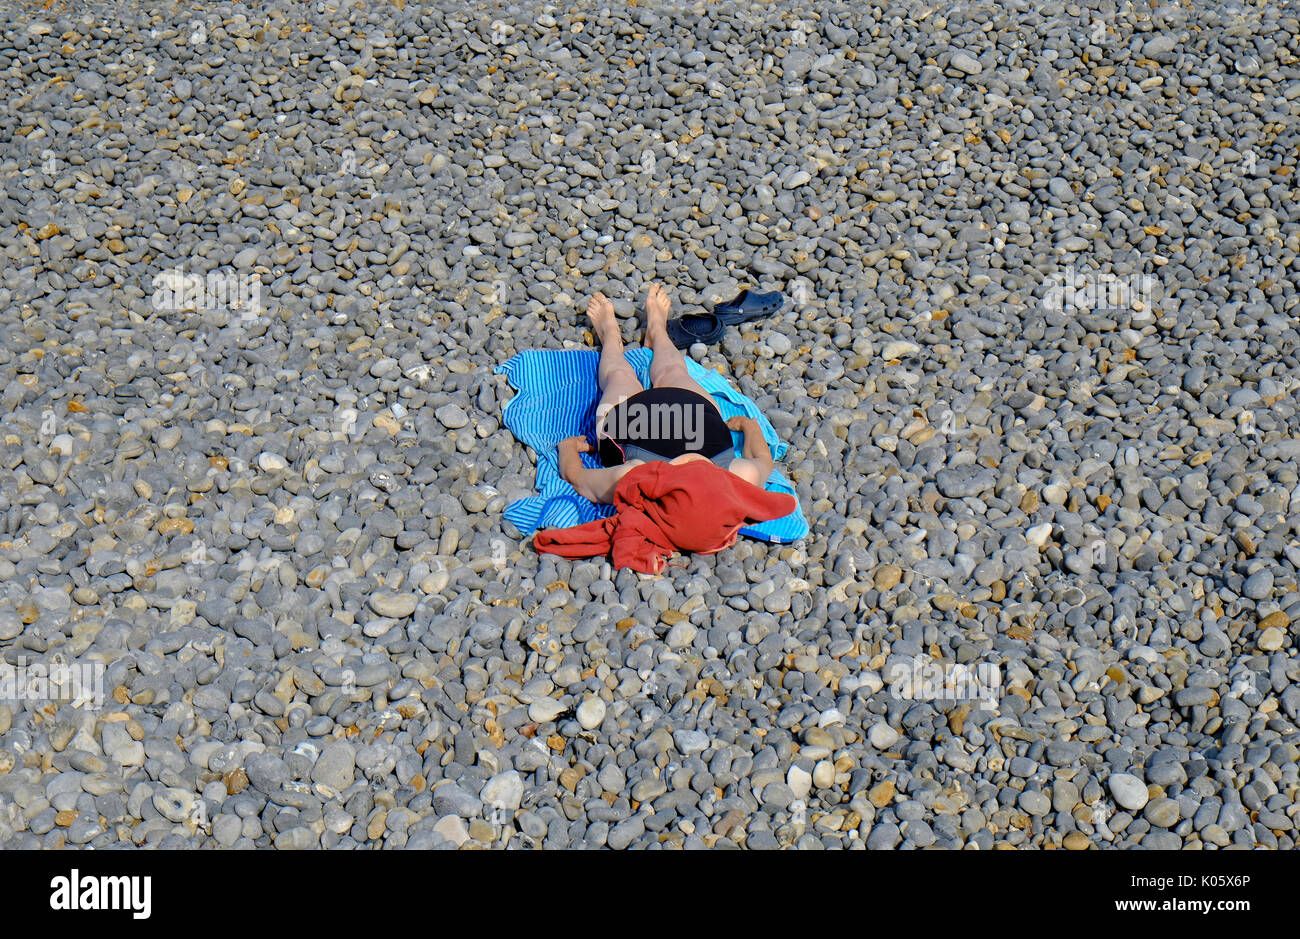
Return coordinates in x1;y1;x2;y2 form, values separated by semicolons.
533;460;796;574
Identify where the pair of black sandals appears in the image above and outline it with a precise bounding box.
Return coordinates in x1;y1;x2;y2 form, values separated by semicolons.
666;288;787;349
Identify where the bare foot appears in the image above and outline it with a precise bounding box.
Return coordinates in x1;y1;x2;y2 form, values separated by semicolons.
646;282;671;334
587;291;617;343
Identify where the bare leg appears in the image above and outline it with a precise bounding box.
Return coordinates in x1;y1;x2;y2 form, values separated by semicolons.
589;292;643;435
644;282;721;415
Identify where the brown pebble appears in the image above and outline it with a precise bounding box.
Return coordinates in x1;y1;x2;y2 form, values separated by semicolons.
869;780;895;808
873;565;902;591
948;705;969;735
1258;610;1289;631
158;517;194;535
224;767;249;795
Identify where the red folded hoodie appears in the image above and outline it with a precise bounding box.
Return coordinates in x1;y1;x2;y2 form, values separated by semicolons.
533;460;797;574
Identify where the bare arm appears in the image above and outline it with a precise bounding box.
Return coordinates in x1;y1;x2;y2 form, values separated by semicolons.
726;416;774;487
558;436;637;505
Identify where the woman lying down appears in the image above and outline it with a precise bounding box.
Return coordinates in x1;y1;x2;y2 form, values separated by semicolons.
557;283;775;503
538;283;794;574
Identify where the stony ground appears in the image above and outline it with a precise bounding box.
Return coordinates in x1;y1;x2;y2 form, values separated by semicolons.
0;0;1298;850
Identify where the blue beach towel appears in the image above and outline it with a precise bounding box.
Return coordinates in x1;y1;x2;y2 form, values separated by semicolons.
495;349;808;544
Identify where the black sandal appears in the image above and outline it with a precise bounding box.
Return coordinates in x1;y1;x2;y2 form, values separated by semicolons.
713;288;787;324
666;312;726;349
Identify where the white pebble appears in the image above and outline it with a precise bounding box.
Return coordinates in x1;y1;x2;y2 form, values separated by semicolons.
869;722;901;750
787;765;812;800
882;340;920;359
818;707;845;727
1108;773;1149;812
257;452;287;472
528;698;565;723
576;696;606;730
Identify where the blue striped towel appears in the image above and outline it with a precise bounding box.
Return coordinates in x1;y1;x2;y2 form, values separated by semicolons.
495;349;808;544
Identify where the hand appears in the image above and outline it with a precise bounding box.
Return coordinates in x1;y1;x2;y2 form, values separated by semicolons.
560;435;593;455
726;416;757;432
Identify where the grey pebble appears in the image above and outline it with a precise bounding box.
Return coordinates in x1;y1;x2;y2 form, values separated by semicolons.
0;0;1293;856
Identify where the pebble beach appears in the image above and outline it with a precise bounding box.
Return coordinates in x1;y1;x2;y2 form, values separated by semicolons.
0;0;1298;850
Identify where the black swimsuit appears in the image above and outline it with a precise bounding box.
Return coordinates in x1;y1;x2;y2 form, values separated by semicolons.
597;387;735;469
